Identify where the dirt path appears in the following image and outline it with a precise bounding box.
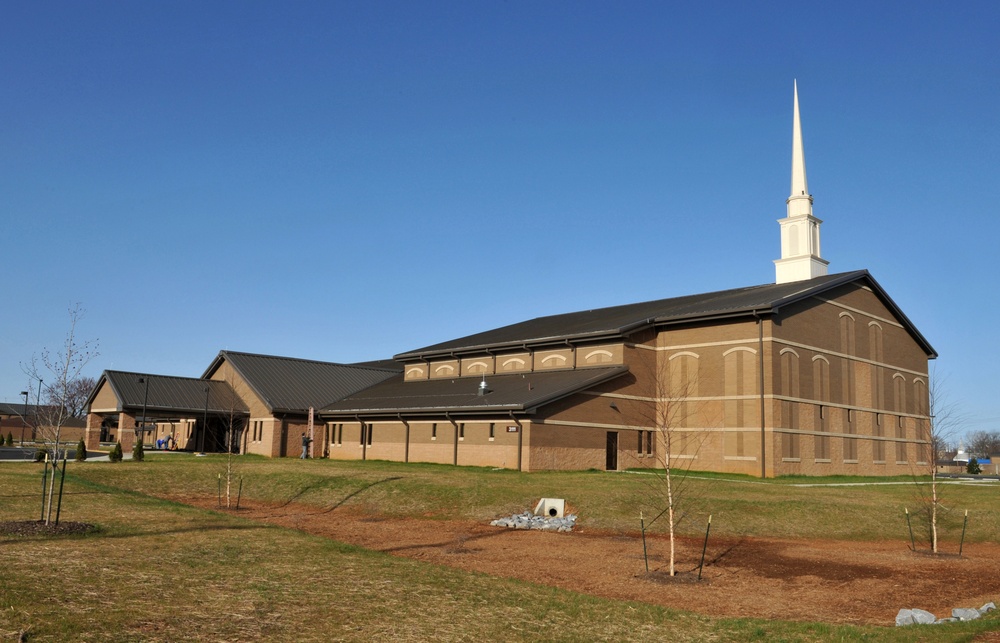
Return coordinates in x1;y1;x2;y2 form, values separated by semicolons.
191;498;1000;626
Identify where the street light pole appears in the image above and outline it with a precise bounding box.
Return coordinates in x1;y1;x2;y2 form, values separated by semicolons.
202;386;209;453
34;379;43;442
20;391;28;446
138;377;150;447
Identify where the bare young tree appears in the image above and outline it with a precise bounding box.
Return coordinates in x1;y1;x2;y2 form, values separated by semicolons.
621;344;708;576
22;304;99;525
218;380;249;509
913;371;963;554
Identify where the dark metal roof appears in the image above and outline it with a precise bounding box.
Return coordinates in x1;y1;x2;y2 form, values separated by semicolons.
396;270;937;360
349;358;404;371
90;371;248;416
0;403;29;416
321;366;629;417
202;351;401;414
0;403;54;416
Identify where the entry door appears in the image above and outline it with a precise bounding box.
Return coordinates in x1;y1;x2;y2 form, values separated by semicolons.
606;431;618;471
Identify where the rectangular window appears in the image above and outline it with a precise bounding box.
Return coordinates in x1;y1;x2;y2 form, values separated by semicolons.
645;431;652;456
489;423;495;440
638;431;644;453
459;423;465;440
431;423;437;440
367;424;373;446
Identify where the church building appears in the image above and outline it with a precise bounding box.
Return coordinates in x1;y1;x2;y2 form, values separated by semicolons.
85;84;936;477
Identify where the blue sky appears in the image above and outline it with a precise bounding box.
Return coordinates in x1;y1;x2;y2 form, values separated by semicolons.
2;1;997;437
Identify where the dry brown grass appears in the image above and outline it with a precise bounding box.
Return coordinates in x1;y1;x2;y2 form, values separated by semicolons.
1;459;997;641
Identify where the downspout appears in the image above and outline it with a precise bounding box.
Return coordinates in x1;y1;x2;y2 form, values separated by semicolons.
398;414;410;463
356;415;366;461
755;312;767;479
509;411;523;472
446;412;459;466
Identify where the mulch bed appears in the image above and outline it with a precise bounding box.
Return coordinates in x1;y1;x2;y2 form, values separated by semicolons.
183;497;1000;627
0;520;97;537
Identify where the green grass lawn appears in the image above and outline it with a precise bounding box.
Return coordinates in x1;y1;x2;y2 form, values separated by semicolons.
1;456;997;641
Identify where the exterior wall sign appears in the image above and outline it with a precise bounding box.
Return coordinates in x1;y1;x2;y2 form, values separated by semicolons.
506;425;519;433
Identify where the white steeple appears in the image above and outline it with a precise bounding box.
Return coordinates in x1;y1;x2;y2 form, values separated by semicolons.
774;80;829;284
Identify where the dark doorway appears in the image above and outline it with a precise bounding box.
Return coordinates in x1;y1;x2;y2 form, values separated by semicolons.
606;431;618;471
194;416;246;454
100;416;118;443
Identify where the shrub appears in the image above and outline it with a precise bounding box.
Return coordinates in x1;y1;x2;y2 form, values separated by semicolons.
5;432;12;446
109;442;123;463
967;459;982;475
132;440;145;462
33;449;46;462
75;439;87;461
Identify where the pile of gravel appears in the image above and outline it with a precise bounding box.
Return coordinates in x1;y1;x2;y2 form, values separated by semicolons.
490;511;577;532
896;602;995;626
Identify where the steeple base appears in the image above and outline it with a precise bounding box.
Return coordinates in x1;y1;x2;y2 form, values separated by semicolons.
774;255;829;284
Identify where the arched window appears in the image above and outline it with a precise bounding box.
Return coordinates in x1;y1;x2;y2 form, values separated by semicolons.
501;357;526;371
813;355;831;460
584;349;613;364
893;373;907;414
668;352;699;428
779;348;800;460
724;347;757;458
868;322;885;410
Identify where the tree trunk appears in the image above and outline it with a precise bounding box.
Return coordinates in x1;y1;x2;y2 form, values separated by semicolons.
666;461;675;576
931;467;938;553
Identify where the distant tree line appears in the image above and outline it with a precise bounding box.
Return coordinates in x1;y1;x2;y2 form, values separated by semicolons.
965;430;1000;459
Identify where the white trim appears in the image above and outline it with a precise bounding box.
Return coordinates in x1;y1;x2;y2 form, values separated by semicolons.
819;297;903;329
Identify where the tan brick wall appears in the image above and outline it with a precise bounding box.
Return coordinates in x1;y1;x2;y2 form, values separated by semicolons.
523;423;608;471
523;285;931;478
87;380;120;413
324;419;526;469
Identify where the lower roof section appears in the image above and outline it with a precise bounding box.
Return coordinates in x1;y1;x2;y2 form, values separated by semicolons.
321;365;629;418
89;371;249;417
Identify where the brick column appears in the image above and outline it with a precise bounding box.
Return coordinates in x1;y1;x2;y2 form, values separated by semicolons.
85;413;103;450
117;412;136;451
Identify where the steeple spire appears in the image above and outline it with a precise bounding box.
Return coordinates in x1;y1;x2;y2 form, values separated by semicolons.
790;80;809;202
774;81;828;284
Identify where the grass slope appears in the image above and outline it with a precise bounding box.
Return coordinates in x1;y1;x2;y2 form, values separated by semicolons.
1;456;997;641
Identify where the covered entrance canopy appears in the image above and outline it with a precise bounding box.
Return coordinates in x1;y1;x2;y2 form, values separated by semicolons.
84;371;249;453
